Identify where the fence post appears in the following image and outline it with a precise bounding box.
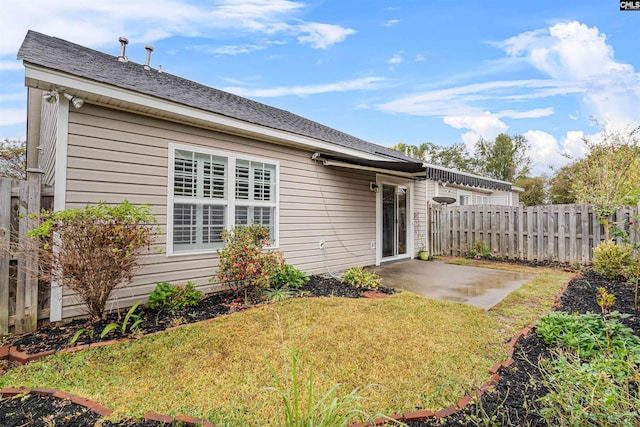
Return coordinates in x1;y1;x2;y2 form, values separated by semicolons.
0;178;11;335
24;176;41;332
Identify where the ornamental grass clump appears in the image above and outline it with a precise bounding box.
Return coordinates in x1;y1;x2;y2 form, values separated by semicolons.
215;224;284;302
27;200;157;320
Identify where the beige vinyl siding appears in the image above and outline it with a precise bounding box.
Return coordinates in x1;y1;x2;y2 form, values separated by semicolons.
413;179;427;254
39;94;58;187
60;103;379;319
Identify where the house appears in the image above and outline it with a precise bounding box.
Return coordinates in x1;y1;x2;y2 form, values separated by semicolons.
16;30;521;321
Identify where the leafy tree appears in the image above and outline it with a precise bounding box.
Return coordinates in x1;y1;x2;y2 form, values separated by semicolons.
570;126;640;239
514;176;547;206
391;142;475;173
474;134;531;182
0;138;26;179
548;164;578;204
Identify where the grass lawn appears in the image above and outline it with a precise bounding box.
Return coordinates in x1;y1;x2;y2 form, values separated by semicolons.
0;260;574;426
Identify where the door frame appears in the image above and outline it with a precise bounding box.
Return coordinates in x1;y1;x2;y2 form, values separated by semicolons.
375;174;414;265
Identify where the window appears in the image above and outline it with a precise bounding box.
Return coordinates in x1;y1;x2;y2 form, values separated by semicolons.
168;145;278;255
458;190;471;206
477;195;490;204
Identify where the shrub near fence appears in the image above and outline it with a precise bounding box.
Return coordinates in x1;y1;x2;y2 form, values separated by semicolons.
430;203;640;264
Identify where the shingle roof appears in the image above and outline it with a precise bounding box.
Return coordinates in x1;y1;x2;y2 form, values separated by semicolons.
17;30;418;163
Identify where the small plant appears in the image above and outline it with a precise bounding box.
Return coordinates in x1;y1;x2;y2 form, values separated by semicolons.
69;302;145;345
536;310;640;360
593;241;634;280
265;284;294;302
100;302;145;338
273;264;309;289
215;224;285;302
147;281;203;312
597;287;616;348
341;267;381;289
265;346;370;427
464;241;494;259
69;327;95;346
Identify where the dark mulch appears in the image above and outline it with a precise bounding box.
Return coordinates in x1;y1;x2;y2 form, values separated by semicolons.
8;275;393;356
0;393;164;427
407;269;639;427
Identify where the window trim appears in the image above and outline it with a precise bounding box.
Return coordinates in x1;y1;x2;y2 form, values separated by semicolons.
167;143;280;256
457;190;472;206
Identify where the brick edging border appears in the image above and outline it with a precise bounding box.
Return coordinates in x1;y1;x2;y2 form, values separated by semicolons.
347;271;580;426
0;387;214;427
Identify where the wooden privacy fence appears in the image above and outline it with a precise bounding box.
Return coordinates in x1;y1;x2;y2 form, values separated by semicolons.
0;177;52;335
430;203;640;264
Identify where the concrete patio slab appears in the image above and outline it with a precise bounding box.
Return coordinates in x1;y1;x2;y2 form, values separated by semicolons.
369;260;537;310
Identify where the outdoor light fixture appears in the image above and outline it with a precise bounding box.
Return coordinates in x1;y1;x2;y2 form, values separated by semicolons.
63;93;85;109
370;182;379;193
43;90;58;103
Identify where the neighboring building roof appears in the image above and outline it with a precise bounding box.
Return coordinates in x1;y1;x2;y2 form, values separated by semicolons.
17;30;417;163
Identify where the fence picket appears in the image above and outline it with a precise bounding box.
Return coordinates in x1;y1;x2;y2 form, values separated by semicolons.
428;203;640;264
0;179;11;335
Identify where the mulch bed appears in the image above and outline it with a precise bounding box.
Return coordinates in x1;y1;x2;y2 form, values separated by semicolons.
1;269;637;426
406;269;639;426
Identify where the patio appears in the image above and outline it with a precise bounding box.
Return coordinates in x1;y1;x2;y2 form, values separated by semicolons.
370;260;537;310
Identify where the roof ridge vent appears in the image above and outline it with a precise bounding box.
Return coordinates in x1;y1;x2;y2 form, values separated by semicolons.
117;37;129;62
143;45;154;70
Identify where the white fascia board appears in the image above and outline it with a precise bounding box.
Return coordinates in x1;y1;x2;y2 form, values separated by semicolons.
24;65;388;162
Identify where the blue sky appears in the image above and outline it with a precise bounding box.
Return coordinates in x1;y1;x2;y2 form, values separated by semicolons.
1;0;639;175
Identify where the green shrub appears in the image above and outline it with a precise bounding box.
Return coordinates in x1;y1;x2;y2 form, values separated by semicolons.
27;200;158;320
215;224;284;302
273;264;309;289
147;281;203;312
537;311;640;360
593;241;634;280
342;267;381;289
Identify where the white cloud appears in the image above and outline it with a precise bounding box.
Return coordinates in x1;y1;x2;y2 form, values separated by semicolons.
415;54;425;62
190;44;268;55
0;0;355;57
523;130;565;174
561;130;588;159
461;131;481;152
496;21;640;131
444;113;509;142
0;108;26;126
223;76;383;97
296;23;356;49
0;60;22;71
381;19;399;27
386;52;403;65
498;107;554;119
378;79;570;116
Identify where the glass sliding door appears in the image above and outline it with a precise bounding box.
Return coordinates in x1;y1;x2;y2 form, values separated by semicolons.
382;184;408;259
382;185;395;257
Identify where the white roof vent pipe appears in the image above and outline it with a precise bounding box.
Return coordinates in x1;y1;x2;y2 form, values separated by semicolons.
144;45;154;70
117;37;129;62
